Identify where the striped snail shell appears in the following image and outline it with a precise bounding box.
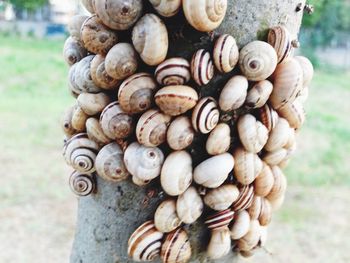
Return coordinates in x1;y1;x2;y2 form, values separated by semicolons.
155;85;198;116
63;37;87;66
295;55;314;87
230;210;250;240
207;227;231;260
266;166;287;203
86;118;112;146
277;99;305;130
71;104;88;132
62;105;77;137
245;80;273;109
132;13;168;66
149;0;182;17
136;109;171;147
167;116;195;151
204;184;239;211
81;15;118;55
191;49;214;86
118;73;158;114
95;0;143;30
237;220;261;252
205;209;234;230
192;97;220;134
267;25;293;64
206;123;231;155
176;186;203;224
100;102;134;140
154;199;182;233
69;171;96;196
264;118;290;152
219;75;249;111
90;55;120;90
63;133;99;174
213;34;239;73
254;163;274;197
155;58;191;86
81;0;95;13
128;220;164;262
239;41;278;81
258;104;279;132
95;143;129;182
67;15;88;40
183;0;227;32
232;185;254;212
161;228;192;263
77;92;110;116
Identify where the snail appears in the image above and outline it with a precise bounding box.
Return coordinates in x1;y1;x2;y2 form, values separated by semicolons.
95;0;143;30
183;0;227;32
213;34;239;73
155;85;198;116
239;41;277;81
258;104;279;132
154;199;182;233
247;196;262;220
266;166;287;203
193;153;234;188
105;43;138;80
67;15;88;40
128;220;164;262
155;57;191;86
132;13;168;66
81;15;118;55
161;151;193;196
63;37;87;66
176;186;203;224
232;185;254;212
90;55;120;90
190;49;214;86
205;209;234;230
267;25;293;63
81;0;95;13
204;184;239;211
295;56;314;87
118;73;158;114
277;97;306;130
100;102;134;140
69;171;96;196
71;104;89;132
254;163;274;197
77;92;110;116
264;118;290;152
149;0;182;17
258;198;272;226
136;109;171;147
192;97;220;134
206;123;231;155
263;148;288;166
207;227;231;260
167;116;195;150
219;75;249;111
230;210;250;240
62;105;78;137
86;118;112;146
237;220;261;252
161;228;192;263
95;142;129;182
245;80;273;109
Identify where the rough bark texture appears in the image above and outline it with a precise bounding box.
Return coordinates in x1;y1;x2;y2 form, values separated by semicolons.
70;1;306;262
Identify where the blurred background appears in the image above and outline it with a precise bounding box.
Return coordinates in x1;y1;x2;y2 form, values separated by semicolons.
0;0;349;262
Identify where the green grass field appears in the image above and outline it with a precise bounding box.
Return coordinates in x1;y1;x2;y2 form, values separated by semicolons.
0;36;349;262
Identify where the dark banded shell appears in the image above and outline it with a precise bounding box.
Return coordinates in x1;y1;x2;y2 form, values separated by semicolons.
232;185;254;212
69;171;96;196
161;228;192;263
191;49;214;86
268;26;293;64
205;209;234;230
258;104;279;132
155;58;191;86
192;97;220;134
213;34;239;73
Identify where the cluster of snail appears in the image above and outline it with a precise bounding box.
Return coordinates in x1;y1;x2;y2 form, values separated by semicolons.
62;0;314;261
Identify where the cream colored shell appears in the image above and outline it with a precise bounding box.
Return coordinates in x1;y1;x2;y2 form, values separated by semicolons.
154;199;182;233
237;220;261;252
267;25;293;63
264;118;290;152
161;228;192;263
90;55;120;90
167;116;195;150
77;92;110;116
219;75;248;111
254;163;274;197
230;210;250;240
176;186;203;224
86;117;112;146
245;80;273;109
277;99;305;130
295;55;314;87
206;123;231;155
207;228;231;260
213;34;239;73
149;0;182;17
204;184;239;211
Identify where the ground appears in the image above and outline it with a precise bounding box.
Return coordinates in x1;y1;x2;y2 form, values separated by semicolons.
0;36;349;263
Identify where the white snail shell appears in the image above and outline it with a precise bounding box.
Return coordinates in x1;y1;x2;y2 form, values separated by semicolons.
86;118;112;146
67;15;89;40
277;99;305;130
264;118;290;152
237;220;261;252
232;185;254;212
161;228;192;263
204;184;239;211
154;199;182;233
263;148;288;166
205;209;234;230
192;97;220;134
183;0;228;32
266;166;287;203
149;0;182;17
219;75;248;111
176;186;203;224
90;55;120;90
254;163;274;197
245;80;273;109
69;171;96;196
77;92;110;116
213;34;239;73
207;227;231;260
258;104;279;132
71;105;89;132
206;123;231;155
295;55;314;87
191;49;214;86
167;116;195;150
81;0;95;13
63;37;87;66
247;196;262;220
259;198;272;226
132;13;168;66
267;25;293;64
155;57;191;86
230;210;250;240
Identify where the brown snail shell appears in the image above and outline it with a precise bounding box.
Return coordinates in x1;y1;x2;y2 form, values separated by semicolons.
277;100;305;130
263;148;288;166
230;210;250;240
190;49;214;86
68;15;88;40
264;118;290;152
266;166;287;202
128;220;164;262
69;171;96;196
100;102;134;140
239;41;277;81
206;123;231;155
205;209;234;230
258;104;279;132
155;85;198;116
95;142;129;182
254;163;274;197
183;0;227;32
247;196;262;220
213;34;239;73
118;73;158;114
154;199;182;233
105;43;138;80
62;105;77;137
149;0;182;17
155;57;191;86
259;198;272;226
207;227;231;260
219;75;249;111
63;37;87;66
176;186;203;224
295;56;314;87
245;80;273;109
267;26;293;64
192;97;220;134
81;15;118;55
77;92;110;116
161;151;193;196
95;0;143;30
90;55;120;90
136;109;171;147
161;228;192;263
232;185;254;212
204;184;239;211
167;116;194;150
86;118;112;146
81;0;95;13
71;105;89;132
132;13;168;66
237;220;261;252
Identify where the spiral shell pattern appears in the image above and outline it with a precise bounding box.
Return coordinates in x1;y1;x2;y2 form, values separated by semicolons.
191;49;214;86
161;228;192;263
69;171;96;196
90;55;120;90
63;37;87;66
232;185;255;212
268;25;293;64
167;116;195;151
192;97;219;134
155;58;191;86
213;34;239;73
205;209;234;230
259;104;279;132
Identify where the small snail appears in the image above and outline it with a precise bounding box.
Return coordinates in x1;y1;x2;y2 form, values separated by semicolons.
191;49;214;86
247;196;262;220
245;80;273;109
206;123;231;155
204;184;239;211
207;226;231;259
81;0;95;13
154;199;182;233
77;92;110;116
237;220;261;252
63;37;87;66
167;116;195;150
219;75;248;112
149;0;182;17
176;186;203;224
62;105;77;137
254;163;274;197
264;118;290;152
267;26;293;64
71;104;88;132
258;104;279;132
213;34;239;73
266;166;287;203
295;56;314;87
67;15;88;40
192;97;220;134
155;58;191;86
90;55;120;90
161;228;192;263
205;209;234;231
230;210;250;240
278;99;305;130
232;185;254;212
263;148;288;166
69;171;96;196
86;118;112;146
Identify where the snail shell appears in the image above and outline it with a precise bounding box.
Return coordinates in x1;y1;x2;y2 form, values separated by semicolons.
62;105;77;137
205;209;234;230
194;153;234;188
176;186;203;224
263;148;288;166
81;0;95;13
247;196;262;220
219;75;249;111
245;80;273;109
95;0;143;30
190;49;214;86
105;43;138;80
213;34;239;73
95;142;129;182
237;114;269;153
132;13;168;66
118;73;158;114
167;116;194;150
136;109;171;147
100;102;134;140
204;184;239;211
128;220;164;262
264;118;290;152
77;92;110;116
69;171;96;196
233;147;263;185
277;100;305;129
232;185;254;212
81;15;118;55
266;166;287;202
124;142;164;182
161;228;192;263
267;26;293;64
230;210;250;240
149;0;182;17
154;199;182;233
295;56;314;87
155;58;191;86
86;118;112;146
269;194;285;212
155;85;198;116
206;123;231;155
192;97;220;134
259;198;272;226
207;227;231;260
258;104;279;132
239;41;277;81
68;15;88;40
161;151;193;196
183;0;227;32
90;55;120;90
71;105;89;132
63;37;87;66
254;164;274;197
237;220;261;252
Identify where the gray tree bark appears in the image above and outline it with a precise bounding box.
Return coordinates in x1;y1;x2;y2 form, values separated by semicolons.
70;1;306;262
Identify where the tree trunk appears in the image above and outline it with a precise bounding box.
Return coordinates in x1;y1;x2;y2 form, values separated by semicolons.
70;1;306;262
